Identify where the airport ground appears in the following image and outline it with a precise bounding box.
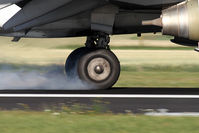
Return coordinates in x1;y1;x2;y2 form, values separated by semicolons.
0;34;199;88
0;34;199;132
0;111;199;133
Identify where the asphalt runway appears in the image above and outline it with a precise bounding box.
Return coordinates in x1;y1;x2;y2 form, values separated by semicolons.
1;87;199;114
0;87;199;94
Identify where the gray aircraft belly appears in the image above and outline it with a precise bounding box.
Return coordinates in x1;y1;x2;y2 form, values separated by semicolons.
12;0;105;32
112;0;185;6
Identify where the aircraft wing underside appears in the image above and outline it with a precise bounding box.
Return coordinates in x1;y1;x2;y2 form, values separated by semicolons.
0;0;185;38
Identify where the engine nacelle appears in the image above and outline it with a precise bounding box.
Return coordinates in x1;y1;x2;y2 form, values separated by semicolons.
162;0;199;41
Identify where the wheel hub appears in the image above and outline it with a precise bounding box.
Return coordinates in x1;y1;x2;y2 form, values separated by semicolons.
94;65;104;74
87;57;111;81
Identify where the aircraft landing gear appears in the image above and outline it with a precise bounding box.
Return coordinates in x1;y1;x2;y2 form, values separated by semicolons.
65;33;120;89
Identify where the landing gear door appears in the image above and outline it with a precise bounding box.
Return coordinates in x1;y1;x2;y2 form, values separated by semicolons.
91;4;119;34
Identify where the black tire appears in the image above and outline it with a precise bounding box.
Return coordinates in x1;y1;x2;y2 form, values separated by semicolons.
78;49;120;89
65;47;90;78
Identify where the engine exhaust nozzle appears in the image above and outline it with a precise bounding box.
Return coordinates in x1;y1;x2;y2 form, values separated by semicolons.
162;0;199;41
142;0;199;41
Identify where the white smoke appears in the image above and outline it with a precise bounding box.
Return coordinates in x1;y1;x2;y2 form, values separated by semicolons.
0;64;92;90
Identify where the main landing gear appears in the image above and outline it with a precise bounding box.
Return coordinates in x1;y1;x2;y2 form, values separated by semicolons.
65;33;120;89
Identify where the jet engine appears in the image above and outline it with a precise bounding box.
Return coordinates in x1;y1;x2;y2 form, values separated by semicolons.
162;0;199;41
143;0;199;42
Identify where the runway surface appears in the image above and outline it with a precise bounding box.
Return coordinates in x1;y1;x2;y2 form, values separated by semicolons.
0;87;199;94
1;87;199;114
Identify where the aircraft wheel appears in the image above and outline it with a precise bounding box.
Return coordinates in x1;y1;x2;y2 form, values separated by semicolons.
78;49;120;89
65;47;90;78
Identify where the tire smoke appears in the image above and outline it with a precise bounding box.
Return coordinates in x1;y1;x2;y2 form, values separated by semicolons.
0;64;92;90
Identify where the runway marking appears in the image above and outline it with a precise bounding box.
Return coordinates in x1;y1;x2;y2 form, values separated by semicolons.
1;94;199;98
145;112;199;117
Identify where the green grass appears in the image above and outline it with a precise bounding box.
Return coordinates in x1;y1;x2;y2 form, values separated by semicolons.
1;63;199;88
111;46;193;50
0;111;199;133
55;45;193;50
121;65;199;72
115;65;199;87
116;71;199;87
0;34;180;50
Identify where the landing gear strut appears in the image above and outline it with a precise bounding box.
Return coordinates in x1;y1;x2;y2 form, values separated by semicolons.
85;32;110;49
65;32;120;89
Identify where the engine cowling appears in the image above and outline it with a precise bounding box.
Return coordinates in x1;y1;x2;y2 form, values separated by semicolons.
142;0;199;42
162;0;199;41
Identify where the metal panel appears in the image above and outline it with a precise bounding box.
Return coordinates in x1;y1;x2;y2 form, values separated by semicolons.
0;0;23;4
13;0;106;31
91;4;119;34
0;3;11;9
3;0;72;30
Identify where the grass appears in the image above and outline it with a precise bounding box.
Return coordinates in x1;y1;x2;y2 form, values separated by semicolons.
116;65;199;87
0;34;199;88
117;71;199;87
114;64;199;87
121;65;199;72
0;111;199;133
1;63;199;88
0;34;182;49
55;45;193;50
